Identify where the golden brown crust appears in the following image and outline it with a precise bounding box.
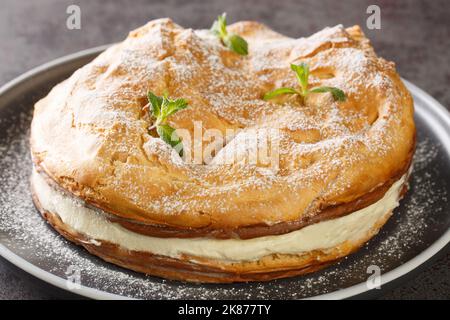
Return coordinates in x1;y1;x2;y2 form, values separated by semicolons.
32;182;399;283
30;20;416;236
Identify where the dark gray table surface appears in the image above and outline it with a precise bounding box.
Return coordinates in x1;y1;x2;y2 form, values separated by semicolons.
0;0;449;300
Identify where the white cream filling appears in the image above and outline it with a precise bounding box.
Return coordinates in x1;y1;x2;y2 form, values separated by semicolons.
32;170;405;262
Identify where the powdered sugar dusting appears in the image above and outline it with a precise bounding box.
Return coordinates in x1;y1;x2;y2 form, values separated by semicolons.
28;21;415;224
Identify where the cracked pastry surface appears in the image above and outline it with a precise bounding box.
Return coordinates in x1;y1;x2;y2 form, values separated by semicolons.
30;18;415;282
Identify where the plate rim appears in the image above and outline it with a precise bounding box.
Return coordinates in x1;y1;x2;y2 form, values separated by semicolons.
0;46;449;300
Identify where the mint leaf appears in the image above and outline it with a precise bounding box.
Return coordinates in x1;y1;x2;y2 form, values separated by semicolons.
156;124;183;156
148;92;188;124
147;91;162;118
211;13;248;56
164;98;188;118
290;63;309;94
263;87;299;100
211;13;227;37
263;63;346;103
211;21;221;37
145;91;189;156
309;86;346;102
224;34;248;56
219;13;227;36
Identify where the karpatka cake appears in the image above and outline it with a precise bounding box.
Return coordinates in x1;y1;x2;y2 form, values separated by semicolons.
30;16;415;283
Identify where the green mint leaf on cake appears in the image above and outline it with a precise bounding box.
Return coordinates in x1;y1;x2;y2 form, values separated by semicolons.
147;91;163;118
211;13;227;37
309;86;346;102
156;124;184;157
264;63;346;102
145;91;188;156
290;63;309;95
263;87;300;100
211;13;248;56
223;34;248;55
161;96;189;119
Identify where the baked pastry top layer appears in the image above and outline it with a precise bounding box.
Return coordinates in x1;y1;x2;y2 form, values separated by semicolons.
31;19;415;233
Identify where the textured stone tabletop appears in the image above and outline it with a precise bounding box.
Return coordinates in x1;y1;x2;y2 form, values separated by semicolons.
0;0;449;299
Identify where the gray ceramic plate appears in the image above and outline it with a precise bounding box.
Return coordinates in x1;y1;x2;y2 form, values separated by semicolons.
0;46;449;300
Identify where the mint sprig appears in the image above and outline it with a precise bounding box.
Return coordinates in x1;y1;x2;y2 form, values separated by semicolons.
263;63;346;102
144;91;188;156
211;13;248;56
309;86;346;102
